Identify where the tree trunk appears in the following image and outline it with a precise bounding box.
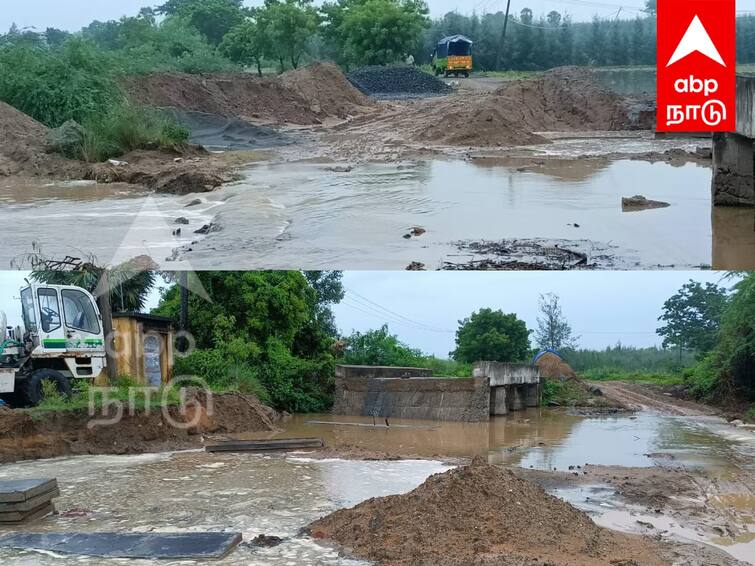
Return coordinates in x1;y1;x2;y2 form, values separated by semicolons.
256;59;263;77
178;271;189;353
95;270;117;382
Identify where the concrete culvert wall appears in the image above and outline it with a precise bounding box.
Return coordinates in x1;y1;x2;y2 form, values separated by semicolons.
474;362;542;415
333;365;490;422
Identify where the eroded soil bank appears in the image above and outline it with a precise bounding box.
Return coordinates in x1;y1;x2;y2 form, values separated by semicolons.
0;392;278;463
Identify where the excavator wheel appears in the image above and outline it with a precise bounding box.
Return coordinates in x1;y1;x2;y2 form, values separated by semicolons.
18;369;72;407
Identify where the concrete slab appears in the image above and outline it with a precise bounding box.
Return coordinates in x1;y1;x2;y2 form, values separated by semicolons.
0;532;243;560
206;438;324;453
0;502;55;524
0;479;58;503
0;487;59;513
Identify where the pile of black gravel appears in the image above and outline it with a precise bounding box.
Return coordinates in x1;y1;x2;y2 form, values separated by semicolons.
347;66;452;99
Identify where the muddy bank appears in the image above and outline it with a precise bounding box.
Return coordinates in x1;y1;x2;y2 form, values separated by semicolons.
0;393;279;464
0;99;253;193
308;457;739;565
123;62;376;126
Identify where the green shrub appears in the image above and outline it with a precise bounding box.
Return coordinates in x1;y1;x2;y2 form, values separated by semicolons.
682;354;720;399
79;103;189;161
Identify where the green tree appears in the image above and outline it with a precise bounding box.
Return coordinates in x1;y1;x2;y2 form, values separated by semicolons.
221;18;268;75
304;271;345;337
261;0;320;70
326;0;430;67
154;271;336;412
535;293;579;351
707;274;755;398
452;308;530;364
159;0;247;45
342;324;424;366
657;280;729;360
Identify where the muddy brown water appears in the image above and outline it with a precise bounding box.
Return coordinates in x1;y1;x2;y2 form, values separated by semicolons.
0;410;752;564
2;137;753;270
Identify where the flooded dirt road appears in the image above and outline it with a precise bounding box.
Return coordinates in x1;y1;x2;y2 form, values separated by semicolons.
0;408;751;564
2;136;752;270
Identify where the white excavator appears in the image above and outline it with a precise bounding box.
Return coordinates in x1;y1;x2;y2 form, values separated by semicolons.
0;283;106;407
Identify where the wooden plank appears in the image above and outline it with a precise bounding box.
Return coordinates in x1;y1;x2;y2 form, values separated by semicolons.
0;479;58;503
0;487;59;513
305;420;438;430
0;502;55;524
0;532;243;559
205;437;324;453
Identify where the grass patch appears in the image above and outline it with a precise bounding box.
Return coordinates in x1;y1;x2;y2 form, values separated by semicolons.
26;376;182;418
474;70;540;79
78;103;189;162
745;406;755;423
581;368;684;386
541;379;590;407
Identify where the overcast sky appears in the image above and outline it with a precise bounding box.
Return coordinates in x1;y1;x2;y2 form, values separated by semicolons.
0;271;732;358
0;0;653;33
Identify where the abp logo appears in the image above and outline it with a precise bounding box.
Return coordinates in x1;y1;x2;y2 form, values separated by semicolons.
657;0;735;132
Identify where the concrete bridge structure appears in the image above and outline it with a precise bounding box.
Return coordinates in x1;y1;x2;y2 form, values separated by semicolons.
713;75;755;206
332;363;541;422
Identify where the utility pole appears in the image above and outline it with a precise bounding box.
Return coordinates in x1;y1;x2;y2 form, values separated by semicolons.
496;0;513;70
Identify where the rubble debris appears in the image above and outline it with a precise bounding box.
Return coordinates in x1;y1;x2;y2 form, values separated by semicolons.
249;534;284;548
444;239;603;271
0;532;243;560
348;66;452;98
622;195;671;211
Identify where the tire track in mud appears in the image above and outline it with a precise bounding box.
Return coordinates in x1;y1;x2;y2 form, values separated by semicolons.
596;381;717;416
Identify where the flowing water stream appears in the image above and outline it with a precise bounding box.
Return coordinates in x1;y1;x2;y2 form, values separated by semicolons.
2;143;753;270
0;410;752;564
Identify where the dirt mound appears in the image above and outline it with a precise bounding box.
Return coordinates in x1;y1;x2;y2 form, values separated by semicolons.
535;351;579;381
491;67;646;131
0;101;51;176
308;457;683;565
386;67;650;149
348;66;452;98
280;61;376;118
0;393;279;464
124;63;376;126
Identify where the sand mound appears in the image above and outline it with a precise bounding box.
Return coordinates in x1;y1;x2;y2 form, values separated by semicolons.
0;101;50;175
491;67;645;132
280;61;375;119
124;62;376;126
398;67;650;149
308;458;679;565
535;351;578;381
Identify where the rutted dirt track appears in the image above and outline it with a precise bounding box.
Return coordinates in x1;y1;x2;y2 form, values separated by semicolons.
597;381;718;416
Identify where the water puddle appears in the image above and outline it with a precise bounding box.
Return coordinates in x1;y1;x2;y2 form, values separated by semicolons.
2;154;751;270
252;411;752;473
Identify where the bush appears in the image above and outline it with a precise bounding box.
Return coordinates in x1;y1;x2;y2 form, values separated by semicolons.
0;40;119;128
79;103;189;162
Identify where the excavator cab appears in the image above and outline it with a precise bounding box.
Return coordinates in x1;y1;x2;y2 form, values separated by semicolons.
1;284;106;406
